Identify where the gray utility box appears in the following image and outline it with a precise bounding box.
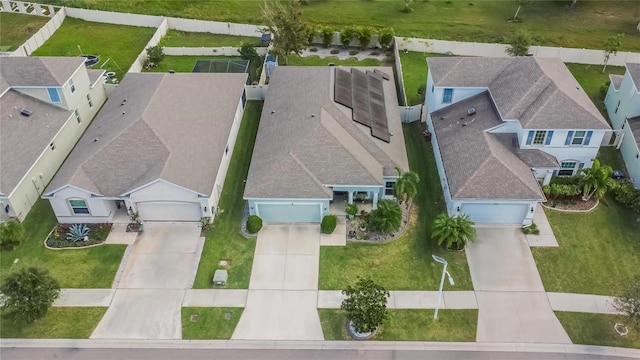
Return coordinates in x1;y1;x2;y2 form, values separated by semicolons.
213;269;228;285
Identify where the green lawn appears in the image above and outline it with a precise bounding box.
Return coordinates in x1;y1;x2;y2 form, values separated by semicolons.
532;200;640;295
159;30;261;47
0;199;126;288
192;101;262;289
181;307;243;339
0;307;106;338
319;309;477;341
287;54;382;67
556;312;640;349
566;63;626;117
41;1;640;51
399;51;449;106
318;122;473;290
0;12;48;51
32;17;156;79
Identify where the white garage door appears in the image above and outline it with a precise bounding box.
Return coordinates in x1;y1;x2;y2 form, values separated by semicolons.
461;203;528;225
256;203;322;223
136;202;201;222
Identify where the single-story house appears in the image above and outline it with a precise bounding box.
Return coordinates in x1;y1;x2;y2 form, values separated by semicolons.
244;66;409;223
425;57;611;225
43;72;248;223
605;63;640;189
0;56;106;222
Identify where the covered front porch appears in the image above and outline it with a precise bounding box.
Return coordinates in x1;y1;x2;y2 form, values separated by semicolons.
329;186;382;216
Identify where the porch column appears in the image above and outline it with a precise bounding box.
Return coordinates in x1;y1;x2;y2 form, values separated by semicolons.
348;191;353;204
543;170;553;186
372;192;379;210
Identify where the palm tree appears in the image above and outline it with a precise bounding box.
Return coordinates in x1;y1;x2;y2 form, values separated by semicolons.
393;167;420;204
369;200;402;234
431;213;476;251
579;159;614;201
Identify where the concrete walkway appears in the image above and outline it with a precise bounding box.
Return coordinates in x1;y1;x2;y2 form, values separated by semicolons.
526;204;559;247
232;224;324;341
467;227;571;344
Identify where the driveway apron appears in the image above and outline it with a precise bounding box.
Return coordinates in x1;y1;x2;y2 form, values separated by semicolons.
232;224;324;340
466;227;571;344
91;222;201;340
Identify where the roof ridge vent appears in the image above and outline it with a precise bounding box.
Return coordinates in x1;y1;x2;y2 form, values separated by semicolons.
20;108;32;117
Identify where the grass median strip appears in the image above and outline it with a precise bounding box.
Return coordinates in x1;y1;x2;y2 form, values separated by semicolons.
319;309;477;341
0;307;107;338
182;307;243;340
192;101;262;289
555;312;640;349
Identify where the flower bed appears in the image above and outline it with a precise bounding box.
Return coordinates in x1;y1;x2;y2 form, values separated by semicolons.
46;223;112;248
347;202;411;243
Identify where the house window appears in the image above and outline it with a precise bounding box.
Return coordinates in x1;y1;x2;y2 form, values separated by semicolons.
558;162;577;176
69;199;89;214
75;110;81;124
87;94;93;108
565;130;592;146
385;181;394;196
615;100;620;114
69;79;76;93
533;131;547;145
47;88;61;103
50;142;56;151
442;88;453;104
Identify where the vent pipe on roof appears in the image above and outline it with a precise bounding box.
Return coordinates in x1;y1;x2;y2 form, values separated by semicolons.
20;108;32;117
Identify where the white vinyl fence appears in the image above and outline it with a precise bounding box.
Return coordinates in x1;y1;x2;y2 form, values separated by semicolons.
396;37;640;67
399;105;422;123
0;1;57;16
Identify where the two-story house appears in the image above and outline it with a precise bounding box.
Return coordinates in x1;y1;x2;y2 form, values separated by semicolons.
605;63;640;189
425;57;611;225
0;56;106;222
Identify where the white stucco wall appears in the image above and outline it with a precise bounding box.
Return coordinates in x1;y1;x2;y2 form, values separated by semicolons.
129;180;207;214
620;123;640;188
605;70;640;130
47;186;116;224
518;129;605;170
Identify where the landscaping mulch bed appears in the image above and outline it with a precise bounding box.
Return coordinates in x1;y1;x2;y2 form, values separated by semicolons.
46;223;112;248
545;197;598;212
347;201;412;243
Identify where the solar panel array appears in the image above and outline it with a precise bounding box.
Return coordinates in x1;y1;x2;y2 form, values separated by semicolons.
333;68;391;142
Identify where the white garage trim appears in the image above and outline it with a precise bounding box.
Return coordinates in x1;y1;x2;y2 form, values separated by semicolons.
255;202;323;223
460;203;528;225
136;201;201;222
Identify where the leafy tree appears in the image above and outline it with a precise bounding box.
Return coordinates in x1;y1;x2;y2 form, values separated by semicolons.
358;26;374;50
0;220;27;250
319;25;335;48
512;0;531;21
579;159;614;201
305;23;317;44
613;275;640;328
393;167;420;204
240;43;259;60
432;213;476;250
377;27;395;50
341;277;390;334
603;33;625;73
340;26;359;49
0;266;60;323
369;200;402;234
506;29;531;56
145;45;164;65
261;0;309;65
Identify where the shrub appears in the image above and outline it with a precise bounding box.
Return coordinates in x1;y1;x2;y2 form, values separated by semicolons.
543;183;581;199
340;26;359;48
321;214;338;234
550;176;582;186
330;49;340;54
0;220;26;251
240;43;259;60
67;224;90;242
305;24;317;44
432;213;476;250
521;222;540;235
93;223;112;241
246;215;263;234
319;26;335;48
0;266;60;323
357;26;374;50
611;182;640;214
417;84;427;98
145;45;164;65
369;200;402;234
376;27;395;50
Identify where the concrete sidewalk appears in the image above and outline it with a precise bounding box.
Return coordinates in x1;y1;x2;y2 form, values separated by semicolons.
526;204;559;247
547;293;621;314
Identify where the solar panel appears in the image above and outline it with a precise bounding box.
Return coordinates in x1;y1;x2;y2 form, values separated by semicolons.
334;68;353;107
374;69;390;81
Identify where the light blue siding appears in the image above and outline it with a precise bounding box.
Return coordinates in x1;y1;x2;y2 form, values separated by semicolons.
249;200;327;223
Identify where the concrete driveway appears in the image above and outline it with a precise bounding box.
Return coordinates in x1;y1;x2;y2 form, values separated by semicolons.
91;222;202;340
232;224;324;340
466;227;571;344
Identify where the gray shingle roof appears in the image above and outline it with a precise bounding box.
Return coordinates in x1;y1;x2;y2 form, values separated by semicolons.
427;57;610;130
45;72;247;196
244;66;408;199
1;90;72;194
492;133;559;168
627;63;640;90
430;91;545;201
609;74;624;91
0;56;85;88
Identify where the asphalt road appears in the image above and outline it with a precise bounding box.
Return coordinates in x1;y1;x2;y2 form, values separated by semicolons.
1;348;636;360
